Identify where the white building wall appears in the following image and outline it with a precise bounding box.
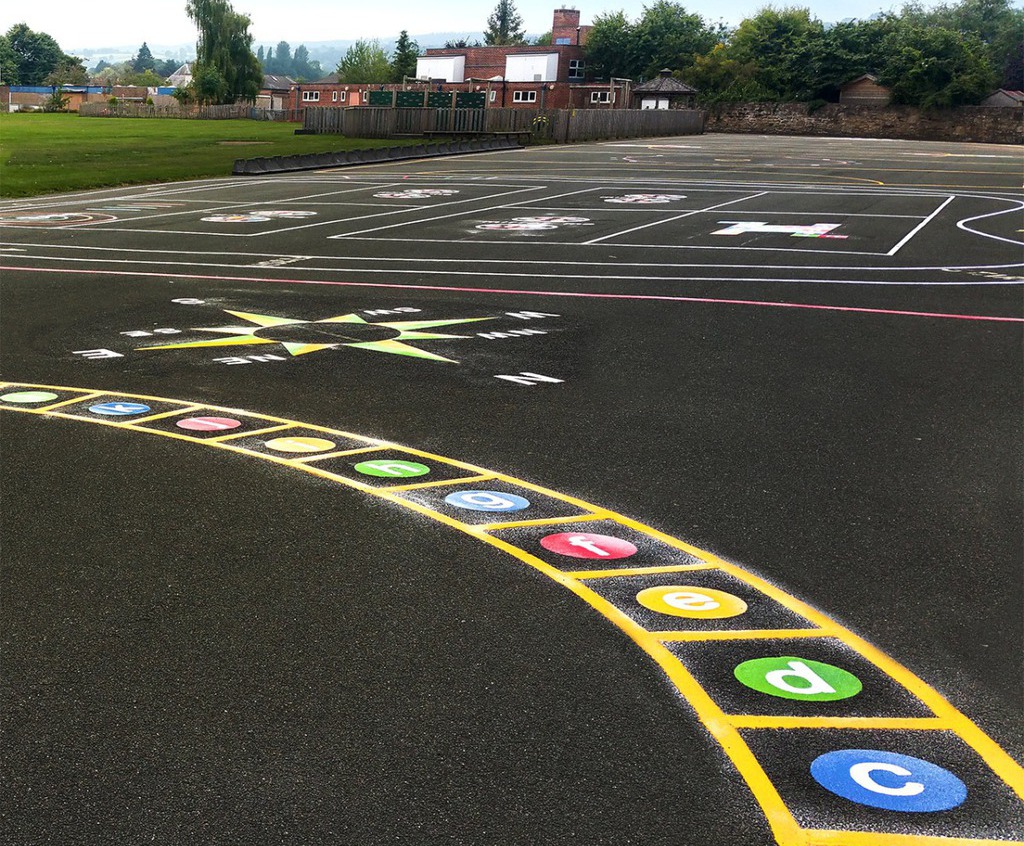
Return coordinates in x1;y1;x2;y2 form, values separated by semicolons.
504;53;559;82
415;56;466;83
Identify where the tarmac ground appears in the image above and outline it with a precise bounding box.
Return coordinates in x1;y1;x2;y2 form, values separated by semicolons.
1;133;1022;845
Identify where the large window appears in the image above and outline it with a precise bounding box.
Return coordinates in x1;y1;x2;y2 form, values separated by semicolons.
513;90;538;103
302;90;320;102
569;59;584;80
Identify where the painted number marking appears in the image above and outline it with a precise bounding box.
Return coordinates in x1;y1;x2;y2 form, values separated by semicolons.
540;532;637;560
88;402;151;416
636;586;748;619
733;657;863;701
712;221;846;239
811;750;967;812
176;416;242;432
354;460;430;478
444;490;531;512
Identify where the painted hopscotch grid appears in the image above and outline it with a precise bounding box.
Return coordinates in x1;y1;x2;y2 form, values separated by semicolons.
1;380;1021;846
326;186;957;258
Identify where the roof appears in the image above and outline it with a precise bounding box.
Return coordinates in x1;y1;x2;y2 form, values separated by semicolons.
309;74;340;84
262;74;295;90
988;89;1024;103
632;75;697;95
840;74;883;88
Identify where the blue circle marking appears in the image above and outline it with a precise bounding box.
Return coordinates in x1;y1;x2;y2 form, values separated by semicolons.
810;750;967;812
444;490;531;512
88;401;152;416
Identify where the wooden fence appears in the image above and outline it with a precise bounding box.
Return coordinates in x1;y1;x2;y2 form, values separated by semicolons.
78;103;290;120
303;107;704;142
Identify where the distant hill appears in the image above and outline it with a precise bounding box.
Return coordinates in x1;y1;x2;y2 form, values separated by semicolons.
68;31;515;71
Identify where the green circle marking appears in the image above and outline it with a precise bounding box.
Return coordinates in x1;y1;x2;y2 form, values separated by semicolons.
734;656;863;701
1;390;59;404
354;459;431;478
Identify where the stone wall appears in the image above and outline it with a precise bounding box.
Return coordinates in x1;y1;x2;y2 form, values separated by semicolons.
704;102;1023;145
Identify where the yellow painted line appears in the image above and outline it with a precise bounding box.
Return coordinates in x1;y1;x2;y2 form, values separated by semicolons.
32;392;105;412
383;473;497;492
480;512;603;531
4;381;1023;840
729;716;949;731
208;423;291;441
568;563;717;579
129;405;203;425
655;628;826;642
291;445;387;462
804;830;1023;846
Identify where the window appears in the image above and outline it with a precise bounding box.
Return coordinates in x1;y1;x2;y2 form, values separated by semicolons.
568;59;584;80
332;91;338;102
513;90;537;103
555;37;571;45
489;90;496;103
302;90;320;102
590;90;613;104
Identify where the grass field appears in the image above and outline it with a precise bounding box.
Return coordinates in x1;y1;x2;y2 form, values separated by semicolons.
0;113;427;198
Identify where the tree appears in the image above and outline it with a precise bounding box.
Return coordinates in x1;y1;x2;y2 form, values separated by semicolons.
584;11;637;79
3;23;66;85
336;39;391;83
44;55;88;86
273;41;291;74
878;24;996;107
132;42;156;73
726;6;827;100
534;32;553;46
0;34;16;84
688;43;768;102
631;1;724;79
484;0;526;46
390;30;419;82
444;38;481;48
292;45;320;80
186;0;263;103
256;45;264;66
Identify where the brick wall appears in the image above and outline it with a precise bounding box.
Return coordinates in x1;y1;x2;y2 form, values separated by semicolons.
423;44;586;83
704;102;1023;145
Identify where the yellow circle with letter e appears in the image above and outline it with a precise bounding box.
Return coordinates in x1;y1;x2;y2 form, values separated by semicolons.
635;586;748;619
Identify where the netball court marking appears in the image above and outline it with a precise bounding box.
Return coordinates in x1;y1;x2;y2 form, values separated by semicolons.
1;382;1021;846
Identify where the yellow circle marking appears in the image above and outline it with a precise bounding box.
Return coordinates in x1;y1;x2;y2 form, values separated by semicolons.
263;436;336;453
636;586;747;618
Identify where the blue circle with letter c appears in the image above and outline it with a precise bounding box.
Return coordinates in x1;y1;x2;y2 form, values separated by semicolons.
810;749;967;812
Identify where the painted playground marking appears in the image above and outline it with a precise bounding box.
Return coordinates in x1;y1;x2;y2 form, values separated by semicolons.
2;381;1022;846
0;211;117;227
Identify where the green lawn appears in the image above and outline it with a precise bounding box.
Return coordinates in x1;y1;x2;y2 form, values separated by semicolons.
0;113;426;198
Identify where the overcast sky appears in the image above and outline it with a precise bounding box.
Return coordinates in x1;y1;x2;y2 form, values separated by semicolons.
5;0;958;55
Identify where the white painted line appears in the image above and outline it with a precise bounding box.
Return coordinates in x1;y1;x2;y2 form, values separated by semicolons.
582;192;768;245
326;186;595;239
956;199;1024;247
886;195;957;256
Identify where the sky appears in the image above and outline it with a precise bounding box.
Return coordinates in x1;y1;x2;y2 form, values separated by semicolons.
4;0;949;56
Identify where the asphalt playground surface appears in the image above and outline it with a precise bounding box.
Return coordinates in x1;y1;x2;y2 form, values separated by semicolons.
1;133;1022;845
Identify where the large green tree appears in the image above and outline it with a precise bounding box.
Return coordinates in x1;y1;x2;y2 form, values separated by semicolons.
484;0;526;46
336;40;391;84
584;10;637;79
877;24;996;107
186;0;262;103
391;30;419;82
2;23;73;85
726;6;827;100
131;42;156;73
631;1;724;79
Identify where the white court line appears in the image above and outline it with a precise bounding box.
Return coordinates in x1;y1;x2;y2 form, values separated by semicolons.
508;206;929;219
886;195;957;256
582;193;768;245
8;240;1022;274
262;185;546;237
3;252;1020;286
956;200;1024;247
326;186;596;239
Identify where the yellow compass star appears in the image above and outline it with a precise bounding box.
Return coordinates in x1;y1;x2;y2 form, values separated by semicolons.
139;310;494;363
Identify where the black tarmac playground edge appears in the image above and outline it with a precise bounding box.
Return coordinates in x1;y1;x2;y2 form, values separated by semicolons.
1;134;1022;846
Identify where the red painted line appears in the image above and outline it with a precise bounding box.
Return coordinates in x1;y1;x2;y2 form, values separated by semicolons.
2;264;1022;324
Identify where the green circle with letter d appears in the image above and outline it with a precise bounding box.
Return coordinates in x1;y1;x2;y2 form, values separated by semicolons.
734;656;863;701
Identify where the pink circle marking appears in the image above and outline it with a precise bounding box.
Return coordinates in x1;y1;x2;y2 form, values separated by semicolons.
539;532;638;560
176;416;242;432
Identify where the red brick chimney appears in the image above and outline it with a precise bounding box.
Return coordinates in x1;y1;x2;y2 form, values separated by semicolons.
553;8;585;45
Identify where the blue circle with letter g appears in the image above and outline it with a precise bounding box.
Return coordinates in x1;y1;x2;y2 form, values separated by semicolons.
443;490;530;512
811;749;967;812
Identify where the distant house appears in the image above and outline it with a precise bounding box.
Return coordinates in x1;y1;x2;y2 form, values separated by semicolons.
631;69;698;110
166;62;192;89
257;74;295;110
981;89;1024;107
839;74;891;106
